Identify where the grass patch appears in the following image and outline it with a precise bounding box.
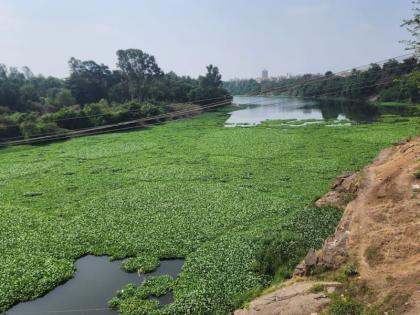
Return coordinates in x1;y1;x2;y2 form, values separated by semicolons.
309;283;326;293
365;245;384;266
324;294;364;315
343;192;358;204
376;101;416;107
414;168;420;179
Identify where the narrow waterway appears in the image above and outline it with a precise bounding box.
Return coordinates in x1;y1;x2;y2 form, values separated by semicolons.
7;256;184;315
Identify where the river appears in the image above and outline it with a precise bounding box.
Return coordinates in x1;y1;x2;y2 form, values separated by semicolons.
225;96;381;126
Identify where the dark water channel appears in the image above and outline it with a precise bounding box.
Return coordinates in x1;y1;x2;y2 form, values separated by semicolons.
7;256;184;315
225;96;384;126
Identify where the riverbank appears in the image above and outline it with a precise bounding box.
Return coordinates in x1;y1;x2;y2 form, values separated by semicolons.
235;137;420;315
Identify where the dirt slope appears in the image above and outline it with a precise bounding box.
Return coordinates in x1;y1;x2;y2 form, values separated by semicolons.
344;137;420;313
235;137;420;315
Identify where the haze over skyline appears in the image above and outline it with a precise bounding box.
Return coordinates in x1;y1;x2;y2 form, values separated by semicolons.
0;0;413;80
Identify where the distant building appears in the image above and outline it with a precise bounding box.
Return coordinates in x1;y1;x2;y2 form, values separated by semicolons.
261;69;268;80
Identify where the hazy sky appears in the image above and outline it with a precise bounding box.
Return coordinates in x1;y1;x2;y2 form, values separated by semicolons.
0;0;414;79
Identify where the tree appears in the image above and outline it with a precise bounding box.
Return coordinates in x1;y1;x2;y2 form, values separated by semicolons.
67;57;113;105
406;70;420;102
54;89;76;108
116;49;162;101
199;65;222;89
401;0;420;55
188;65;229;104
45;88;76;108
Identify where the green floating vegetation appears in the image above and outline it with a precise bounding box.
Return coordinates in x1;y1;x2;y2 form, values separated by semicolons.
122;255;160;273
0;109;419;314
109;275;174;314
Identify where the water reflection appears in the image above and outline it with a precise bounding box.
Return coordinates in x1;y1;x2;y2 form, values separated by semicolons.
314;99;379;122
7;256;184;315
226;96;381;126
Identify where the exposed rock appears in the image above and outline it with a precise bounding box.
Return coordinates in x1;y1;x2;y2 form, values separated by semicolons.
326;287;336;294
315;171;359;208
294;249;318;276
234;281;340;315
304;248;317;267
308;137;420;314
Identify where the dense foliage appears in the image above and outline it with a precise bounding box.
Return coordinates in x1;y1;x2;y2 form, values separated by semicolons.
224;58;420;103
253;206;341;281
1;107;419;314
223;79;261;95
0;49;229;141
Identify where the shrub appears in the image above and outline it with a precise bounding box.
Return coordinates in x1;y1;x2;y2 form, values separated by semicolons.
253;232;306;278
309;283;326;293
365;245;384;266
344;263;359;277
327;295;364;315
19;120;63;139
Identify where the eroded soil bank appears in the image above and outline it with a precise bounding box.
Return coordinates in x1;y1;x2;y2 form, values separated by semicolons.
236;137;420;315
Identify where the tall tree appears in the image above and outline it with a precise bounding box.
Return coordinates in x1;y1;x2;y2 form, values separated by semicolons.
67;57;112;105
189;65;229;104
116;49;162;101
401;0;420;55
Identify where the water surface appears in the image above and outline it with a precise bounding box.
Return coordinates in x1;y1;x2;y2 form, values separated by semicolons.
226;96;380;126
7;256;184;315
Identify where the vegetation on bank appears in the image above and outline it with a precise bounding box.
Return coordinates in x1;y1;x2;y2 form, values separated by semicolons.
1;106;419;314
0;49;229;141
224;57;420;106
307;262;413;315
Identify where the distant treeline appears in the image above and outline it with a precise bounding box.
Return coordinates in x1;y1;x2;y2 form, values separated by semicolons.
0;49;229;141
223;57;420;103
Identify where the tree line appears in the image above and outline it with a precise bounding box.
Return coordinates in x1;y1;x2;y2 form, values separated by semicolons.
0;49;229;141
225;1;420;103
223;57;420;103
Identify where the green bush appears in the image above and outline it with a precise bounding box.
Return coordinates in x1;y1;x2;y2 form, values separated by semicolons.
19;120;64;139
344;263;359;277
327;295;364;315
253;232;306;277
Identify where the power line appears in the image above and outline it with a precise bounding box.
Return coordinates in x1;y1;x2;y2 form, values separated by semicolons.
0;53;416;147
302;79;395;98
0;96;234;142
1;76;400;148
257;53;415;95
1;53;415;130
0;99;231;146
2;95;233;129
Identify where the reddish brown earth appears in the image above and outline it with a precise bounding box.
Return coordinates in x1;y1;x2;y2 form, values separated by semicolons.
343;137;420;314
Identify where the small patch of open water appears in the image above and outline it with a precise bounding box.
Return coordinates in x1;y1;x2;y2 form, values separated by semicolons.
7;256;184;315
225;96;381;126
